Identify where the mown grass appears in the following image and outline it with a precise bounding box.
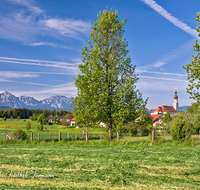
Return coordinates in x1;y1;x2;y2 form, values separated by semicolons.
0;142;200;189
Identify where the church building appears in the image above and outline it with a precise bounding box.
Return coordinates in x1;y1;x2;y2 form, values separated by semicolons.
150;90;179;125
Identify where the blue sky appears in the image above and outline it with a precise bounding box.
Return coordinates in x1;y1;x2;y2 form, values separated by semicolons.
0;0;199;109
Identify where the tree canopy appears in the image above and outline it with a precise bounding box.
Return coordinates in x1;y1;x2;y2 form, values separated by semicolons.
183;12;200;102
72;9;147;131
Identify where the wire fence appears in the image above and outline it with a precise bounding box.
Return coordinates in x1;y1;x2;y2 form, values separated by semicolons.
1;131;119;142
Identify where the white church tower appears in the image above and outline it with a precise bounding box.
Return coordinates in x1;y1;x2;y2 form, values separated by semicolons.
173;90;179;111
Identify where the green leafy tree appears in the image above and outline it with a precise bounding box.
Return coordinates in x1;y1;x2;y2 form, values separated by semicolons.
10;116;13;121
183;12;200;102
37;113;47;125
3;116;6;121
26;121;31;132
170;114;192;141
163;111;172;124
17;116;20;121
72;9;147;131
53;116;57;124
32;113;37;121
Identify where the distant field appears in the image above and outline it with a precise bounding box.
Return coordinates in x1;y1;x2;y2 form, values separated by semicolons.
0;143;200;189
0;119;106;141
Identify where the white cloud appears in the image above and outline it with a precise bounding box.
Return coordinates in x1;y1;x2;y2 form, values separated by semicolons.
8;0;44;14
23;42;74;49
0;57;79;74
10;82;77;100
0;78;51;87
0;71;39;78
141;0;198;39
42;18;91;39
153;62;166;68
138;39;194;71
0;1;91;42
139;75;187;83
136;70;187;77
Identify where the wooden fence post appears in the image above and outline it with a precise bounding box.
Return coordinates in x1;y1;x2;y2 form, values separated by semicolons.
59;132;61;141
94;133;95;138
152;130;154;142
117;131;120;142
86;132;88;143
68;133;69;140
38;133;40;141
49;133;51;140
82;133;83;139
75;133;77;140
31;133;33;142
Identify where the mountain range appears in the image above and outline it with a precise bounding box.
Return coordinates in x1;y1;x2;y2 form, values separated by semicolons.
0;92;72;111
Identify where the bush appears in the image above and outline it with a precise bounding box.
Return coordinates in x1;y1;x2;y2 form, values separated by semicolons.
37;125;43;131
3;116;6;121
26;122;31;132
17;116;20;121
10;116;13;121
13;130;27;140
170;114;192;141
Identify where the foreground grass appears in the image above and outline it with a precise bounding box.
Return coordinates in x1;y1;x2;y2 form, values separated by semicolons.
0;142;200;189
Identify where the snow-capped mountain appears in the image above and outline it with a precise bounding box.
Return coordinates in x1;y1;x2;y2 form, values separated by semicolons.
41;95;71;109
0;92;72;111
19;96;40;106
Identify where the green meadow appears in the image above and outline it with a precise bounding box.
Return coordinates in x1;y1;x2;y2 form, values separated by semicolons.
0;119;106;141
0;143;200;189
0;119;200;189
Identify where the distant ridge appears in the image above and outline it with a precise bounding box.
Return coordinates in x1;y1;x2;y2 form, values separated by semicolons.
0;91;72;111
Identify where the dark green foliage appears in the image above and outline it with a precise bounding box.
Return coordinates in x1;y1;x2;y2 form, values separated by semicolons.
37;125;43;131
170;114;192;141
13;129;27;140
3;116;6;121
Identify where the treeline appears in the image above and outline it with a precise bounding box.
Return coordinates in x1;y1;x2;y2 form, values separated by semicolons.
0;108;72;119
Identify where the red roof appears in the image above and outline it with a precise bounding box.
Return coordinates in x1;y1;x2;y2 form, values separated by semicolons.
151;105;177;114
150;114;163;121
71;118;75;121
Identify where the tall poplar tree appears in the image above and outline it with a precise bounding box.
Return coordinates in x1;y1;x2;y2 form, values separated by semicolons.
72;9;147;131
183;12;200;102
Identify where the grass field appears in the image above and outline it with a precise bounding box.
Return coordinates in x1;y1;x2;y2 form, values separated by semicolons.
0;142;200;189
0;119;106;141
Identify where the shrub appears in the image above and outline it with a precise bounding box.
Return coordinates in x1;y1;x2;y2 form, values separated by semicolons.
3;116;6;121
37;125;43;131
17;116;20;121
13;130;27;140
26;122;31;132
10;116;13;121
170;114;192;141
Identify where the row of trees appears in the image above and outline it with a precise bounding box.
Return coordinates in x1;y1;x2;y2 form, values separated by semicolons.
0;108;72;119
